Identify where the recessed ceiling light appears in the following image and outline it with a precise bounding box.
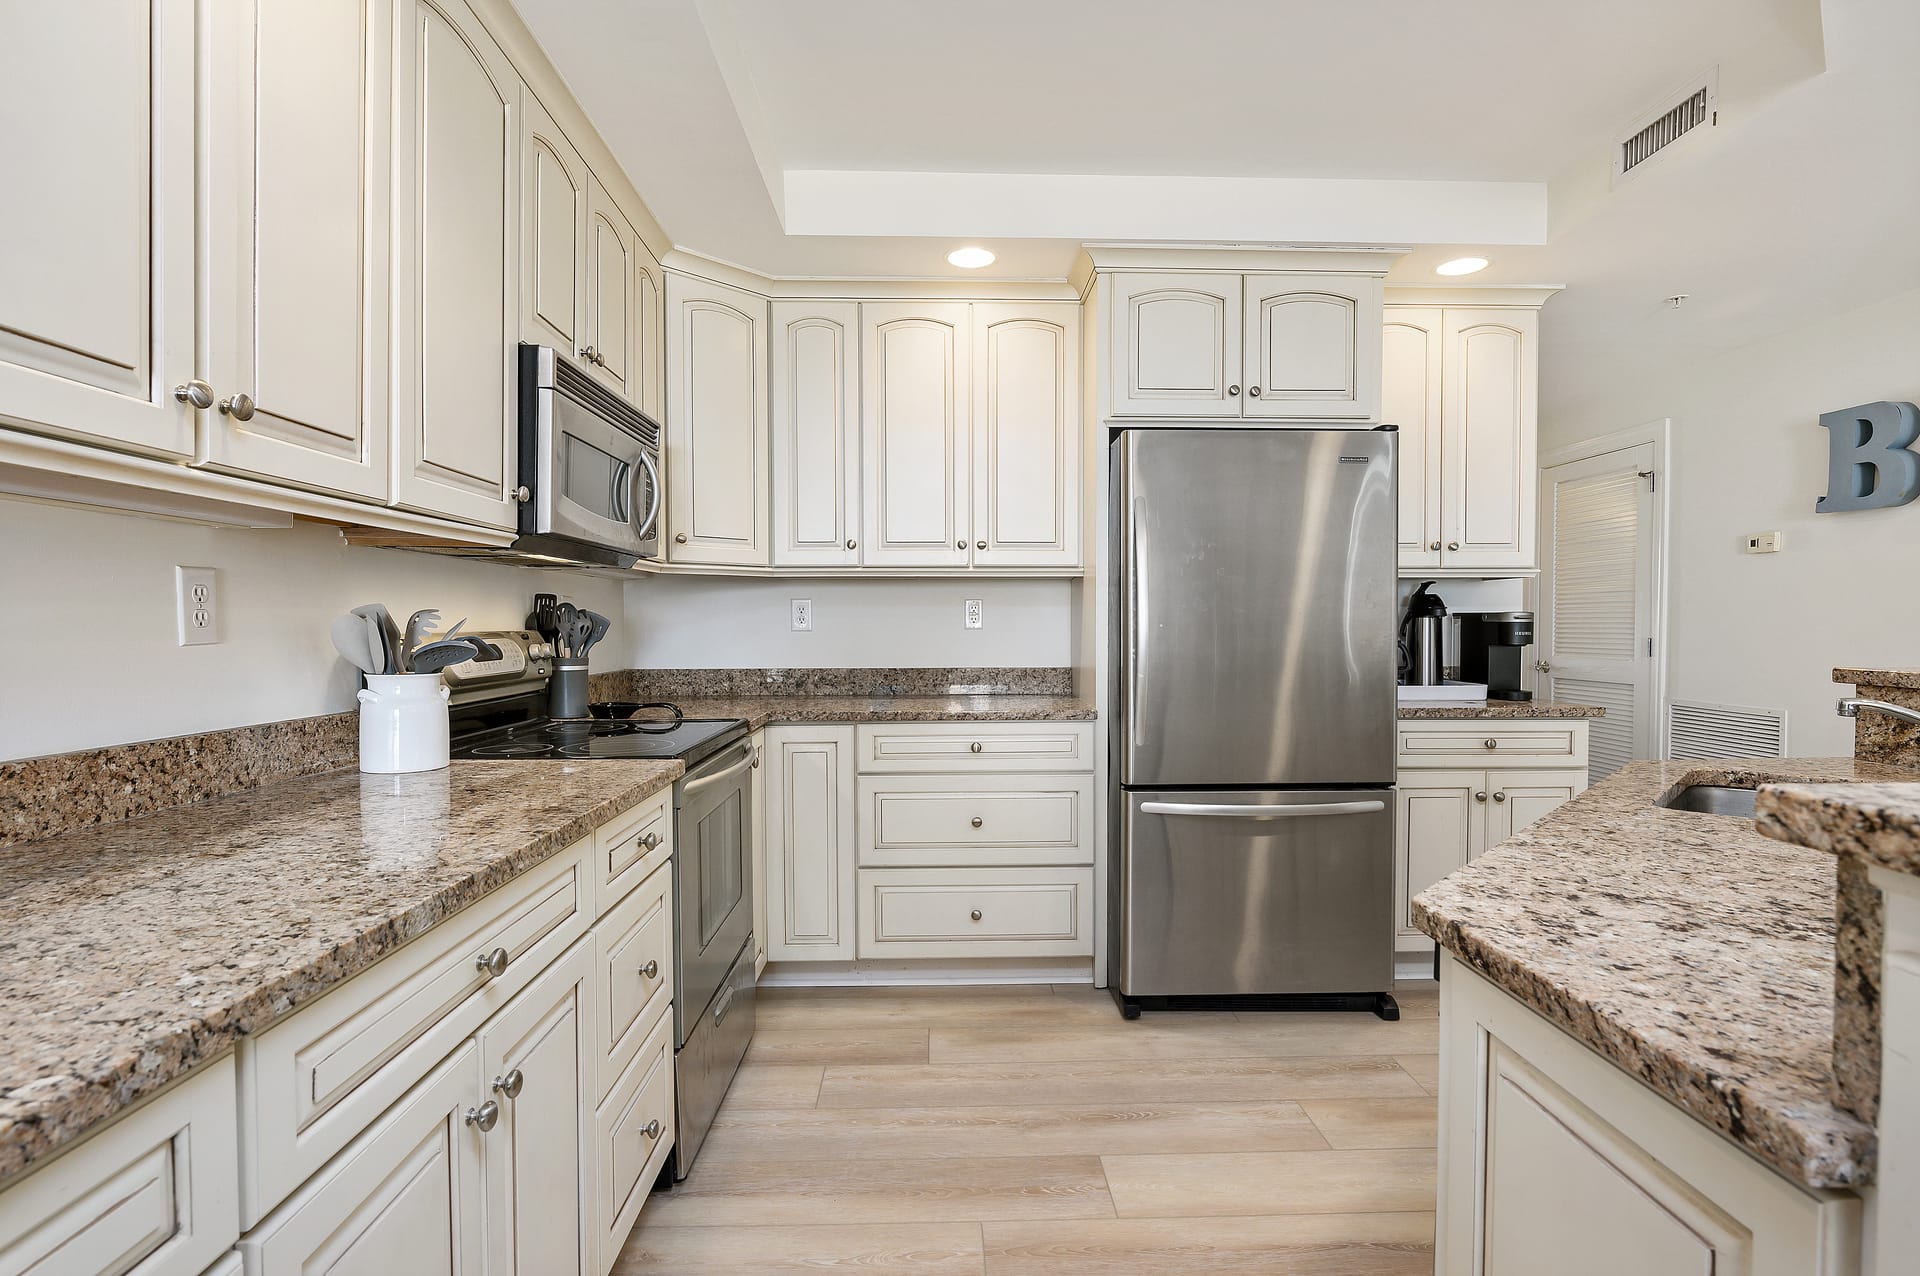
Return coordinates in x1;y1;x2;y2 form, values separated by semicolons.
1435;256;1489;277
947;247;995;269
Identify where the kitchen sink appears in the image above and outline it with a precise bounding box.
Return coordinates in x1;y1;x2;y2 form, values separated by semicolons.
1656;785;1759;818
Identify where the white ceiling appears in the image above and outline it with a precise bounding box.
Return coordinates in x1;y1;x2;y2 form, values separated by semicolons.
515;0;1920;413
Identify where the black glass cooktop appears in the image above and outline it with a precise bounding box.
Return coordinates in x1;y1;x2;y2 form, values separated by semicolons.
451;710;745;764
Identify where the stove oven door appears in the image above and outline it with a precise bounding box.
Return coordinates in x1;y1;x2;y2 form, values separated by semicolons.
673;738;756;1046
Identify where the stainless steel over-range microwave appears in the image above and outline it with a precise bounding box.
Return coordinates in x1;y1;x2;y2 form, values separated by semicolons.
513;343;662;568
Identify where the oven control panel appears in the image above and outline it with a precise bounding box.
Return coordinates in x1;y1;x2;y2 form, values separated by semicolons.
442;630;551;689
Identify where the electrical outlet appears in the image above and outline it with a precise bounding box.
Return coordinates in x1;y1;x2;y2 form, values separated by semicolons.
176;566;218;645
1744;531;1783;554
964;598;983;629
790;598;813;632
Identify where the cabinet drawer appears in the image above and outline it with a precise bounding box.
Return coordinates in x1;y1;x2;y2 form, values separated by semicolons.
857;867;1094;958
856;722;1093;774
595;791;671;914
239;842;589;1226
1397;721;1587;770
857;774;1094;867
591;861;673;1104
0;1057;238;1276
591;1009;674;1275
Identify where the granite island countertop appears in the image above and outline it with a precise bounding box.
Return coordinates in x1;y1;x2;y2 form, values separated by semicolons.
1397;699;1604;720
620;693;1096;731
1413;755;1920;1189
0;757;681;1186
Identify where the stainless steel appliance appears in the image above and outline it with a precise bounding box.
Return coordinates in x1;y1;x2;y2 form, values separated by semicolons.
442;635;755;1180
1110;427;1400;1020
1458;610;1536;702
1399;581;1448;686
511;344;662;568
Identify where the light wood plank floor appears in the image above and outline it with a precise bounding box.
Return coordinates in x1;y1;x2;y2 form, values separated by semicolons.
615;981;1439;1275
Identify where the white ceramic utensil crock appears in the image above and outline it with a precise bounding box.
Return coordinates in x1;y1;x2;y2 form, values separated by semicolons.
357;673;451;773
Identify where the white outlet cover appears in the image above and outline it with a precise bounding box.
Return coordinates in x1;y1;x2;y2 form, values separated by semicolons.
790;598;813;632
964;598;983;629
176;565;218;645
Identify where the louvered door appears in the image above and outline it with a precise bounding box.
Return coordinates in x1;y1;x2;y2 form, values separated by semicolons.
1539;443;1657;780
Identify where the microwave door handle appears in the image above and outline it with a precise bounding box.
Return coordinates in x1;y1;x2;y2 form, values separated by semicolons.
632;447;662;542
611;458;632;525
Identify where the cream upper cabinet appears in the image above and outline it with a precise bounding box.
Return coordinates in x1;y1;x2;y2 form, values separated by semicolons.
666;273;769;566
771;301;861;567
390;0;521;530
584;178;638;401
764;725;857;962
0;1;198;460
1107;273;1243;417
202;0;390;501
521;93;587;358
860;302;971;568
1441;307;1538;570
1383;307;1443;569
970;303;1081;568
635;252;662;421
1242;274;1382;421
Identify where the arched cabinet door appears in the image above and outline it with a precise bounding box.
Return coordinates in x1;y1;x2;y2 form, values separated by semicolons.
860;302;971;567
1384;307;1443;569
665;273;769;566
772;302;861;567
1107;273;1243;417
521;92;587;357
585;179;637;401
971;304;1081;568
1242;273;1382;420
1441;308;1537;570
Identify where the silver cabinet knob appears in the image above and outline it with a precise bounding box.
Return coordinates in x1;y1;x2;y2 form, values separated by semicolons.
1484;739;1498;750
218;392;256;421
1248;385;1262;397
752;748;761;768
956;539;966;550
1227;385;1240;396
172;380;214;409
640;831;661;850
475;947;509;979
970;816;983;828
640;959;659;979
643;1119;662;1140
513;485;531;503
846;538;857;550
1428;540;1441;552
969;909;983;921
465;1101;500;1132
1448;541;1461;551
492;1069;524;1099
1474;791;1488;803
1493;791;1508;803
969;741;983;753
675;532;688;544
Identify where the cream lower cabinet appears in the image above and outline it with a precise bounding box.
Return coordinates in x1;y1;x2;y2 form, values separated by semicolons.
1395;719;1588;955
764;726;858;961
749;729;770;974
1438;953;1861;1276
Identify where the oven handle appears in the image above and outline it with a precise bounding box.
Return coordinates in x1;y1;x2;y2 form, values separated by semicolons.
632;448;662;543
1139;800;1386;820
683;743;755;798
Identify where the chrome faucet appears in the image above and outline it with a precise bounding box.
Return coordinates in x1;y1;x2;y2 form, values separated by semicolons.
1837;697;1920;726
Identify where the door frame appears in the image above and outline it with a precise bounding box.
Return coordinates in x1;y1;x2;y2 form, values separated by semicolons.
1534;419;1671;758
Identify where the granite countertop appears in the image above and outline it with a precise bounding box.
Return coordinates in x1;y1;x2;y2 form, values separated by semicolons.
1397;700;1605;720
1834;666;1920;689
645;693;1096;731
1759;781;1920;877
1414;755;1920;1189
0;757;680;1186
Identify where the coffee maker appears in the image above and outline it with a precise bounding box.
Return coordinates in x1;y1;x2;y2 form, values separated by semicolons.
1458;611;1536;701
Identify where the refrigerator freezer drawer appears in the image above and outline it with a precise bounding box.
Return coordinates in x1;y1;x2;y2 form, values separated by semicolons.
1117;787;1395;997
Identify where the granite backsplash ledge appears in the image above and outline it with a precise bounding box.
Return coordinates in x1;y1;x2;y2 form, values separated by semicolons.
1835;666;1920;768
591;666;1075;700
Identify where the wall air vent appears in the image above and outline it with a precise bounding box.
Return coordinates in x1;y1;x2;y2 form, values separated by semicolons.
1613;68;1719;187
1667;698;1786;760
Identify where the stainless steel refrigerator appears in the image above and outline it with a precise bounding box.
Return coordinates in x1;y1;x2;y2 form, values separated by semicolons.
1110;427;1400;1019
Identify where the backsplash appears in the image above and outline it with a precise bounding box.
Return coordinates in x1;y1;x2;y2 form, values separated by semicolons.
592;667;1075;700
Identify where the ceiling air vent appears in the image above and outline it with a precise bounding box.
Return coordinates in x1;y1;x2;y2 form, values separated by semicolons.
1613;68;1719;187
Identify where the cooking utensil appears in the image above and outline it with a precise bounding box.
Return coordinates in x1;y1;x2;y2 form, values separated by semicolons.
330;614;380;676
528;593;558;643
407;637;482;674
570;614;592;657
402;609;441;672
580;610;610;655
350;604;394;675
556;602;579;656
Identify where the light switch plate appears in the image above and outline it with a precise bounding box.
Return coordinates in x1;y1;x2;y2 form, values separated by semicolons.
176;566;217;645
1744;531;1783;554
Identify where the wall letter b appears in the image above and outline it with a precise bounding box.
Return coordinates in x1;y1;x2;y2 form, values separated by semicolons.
1816;400;1920;513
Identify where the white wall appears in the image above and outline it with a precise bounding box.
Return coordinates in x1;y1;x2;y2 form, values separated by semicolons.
0;499;622;761
1542;285;1920;757
620;576;1072;668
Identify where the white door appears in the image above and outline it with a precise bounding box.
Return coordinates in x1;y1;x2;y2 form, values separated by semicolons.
203;0;390;500
1242;273;1381;421
391;0;521;530
520;93;587;356
665;273;769;565
243;1043;486;1276
860;302;970;568
971;303;1081;568
771;301;861;567
764;726;856;962
1384;307;1443;569
478;943;590;1276
584;177;637;401
1107;273;1243;418
1439;308;1538;569
0;0;198;459
1394;772;1486;949
1538;442;1660;781
1486;770;1585;846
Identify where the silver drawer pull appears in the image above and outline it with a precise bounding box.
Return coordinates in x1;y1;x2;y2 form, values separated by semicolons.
492;1069;524;1099
465;1101;499;1132
970;816;983;828
1140;800;1385;820
1484;738;1498;750
969;741;983;753
640;959;659;980
640;831;661;850
969;909;983;922
475;947;509;979
643;1118;662;1140
1493;791;1508;803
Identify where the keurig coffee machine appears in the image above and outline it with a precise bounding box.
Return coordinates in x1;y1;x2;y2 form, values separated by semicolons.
1458;611;1535;701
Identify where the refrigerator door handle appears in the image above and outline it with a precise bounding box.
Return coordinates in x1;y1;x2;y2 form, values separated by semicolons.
1139;800;1388;820
1127;493;1148;749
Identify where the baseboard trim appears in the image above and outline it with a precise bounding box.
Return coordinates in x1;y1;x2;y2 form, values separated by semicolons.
759;957;1095;988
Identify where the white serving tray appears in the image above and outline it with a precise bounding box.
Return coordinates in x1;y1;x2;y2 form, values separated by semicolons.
1397;681;1489;703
